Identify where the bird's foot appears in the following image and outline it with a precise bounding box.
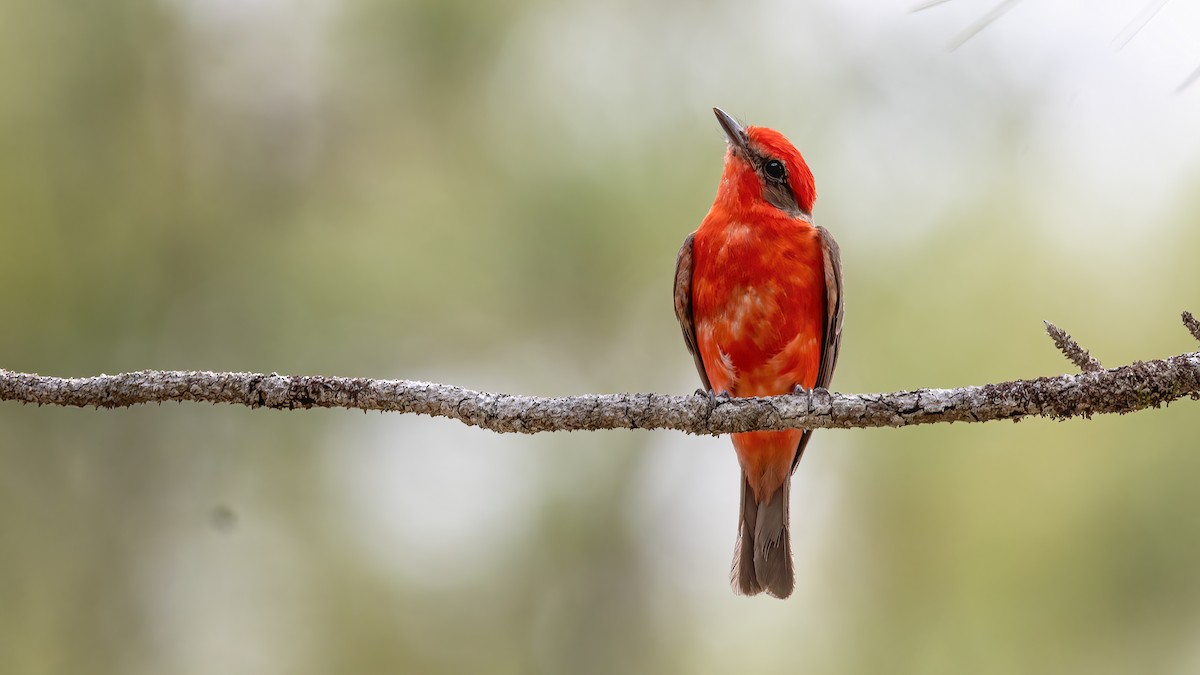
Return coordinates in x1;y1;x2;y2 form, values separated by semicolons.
697;388;732;404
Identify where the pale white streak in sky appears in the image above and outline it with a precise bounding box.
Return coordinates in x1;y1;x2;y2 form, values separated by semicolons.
1114;0;1170;49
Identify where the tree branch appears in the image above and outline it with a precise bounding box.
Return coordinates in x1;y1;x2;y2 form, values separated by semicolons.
3;318;1199;435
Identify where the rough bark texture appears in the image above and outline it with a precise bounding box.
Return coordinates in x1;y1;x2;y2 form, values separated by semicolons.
3;349;1199;435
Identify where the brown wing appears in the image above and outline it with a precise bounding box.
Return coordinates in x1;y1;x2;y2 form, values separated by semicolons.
792;225;845;469
813;226;844;390
673;233;712;393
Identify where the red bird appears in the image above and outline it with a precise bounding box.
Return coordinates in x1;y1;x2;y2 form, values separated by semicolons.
674;108;843;598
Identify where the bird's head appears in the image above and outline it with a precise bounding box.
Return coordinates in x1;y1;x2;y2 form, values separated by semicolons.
712;107;816;218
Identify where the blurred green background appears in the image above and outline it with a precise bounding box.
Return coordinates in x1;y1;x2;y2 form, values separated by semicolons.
3;0;1200;673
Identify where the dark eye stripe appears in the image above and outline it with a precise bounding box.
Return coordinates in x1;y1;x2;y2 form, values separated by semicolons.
756;157;805;216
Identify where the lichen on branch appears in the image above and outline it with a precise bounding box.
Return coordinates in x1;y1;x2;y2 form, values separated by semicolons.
2;316;1198;435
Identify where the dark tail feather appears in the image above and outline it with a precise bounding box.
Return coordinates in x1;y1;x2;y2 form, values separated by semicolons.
753;481;793;598
731;475;763;595
731;473;794;598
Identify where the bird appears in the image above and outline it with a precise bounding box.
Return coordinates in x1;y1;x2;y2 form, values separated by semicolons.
673;108;843;598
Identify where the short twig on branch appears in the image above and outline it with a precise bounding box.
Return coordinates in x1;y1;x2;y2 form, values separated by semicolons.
1044;321;1103;372
2;317;1199;435
1183;311;1200;343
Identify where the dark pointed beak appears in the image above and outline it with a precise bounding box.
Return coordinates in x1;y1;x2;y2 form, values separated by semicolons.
713;107;748;153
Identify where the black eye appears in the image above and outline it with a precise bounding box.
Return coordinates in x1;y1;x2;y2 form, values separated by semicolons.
764;159;786;180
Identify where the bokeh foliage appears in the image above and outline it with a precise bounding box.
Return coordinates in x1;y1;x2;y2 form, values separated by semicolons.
2;1;1200;673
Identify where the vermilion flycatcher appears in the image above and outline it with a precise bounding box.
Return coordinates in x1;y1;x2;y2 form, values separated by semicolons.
674;108;844;598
